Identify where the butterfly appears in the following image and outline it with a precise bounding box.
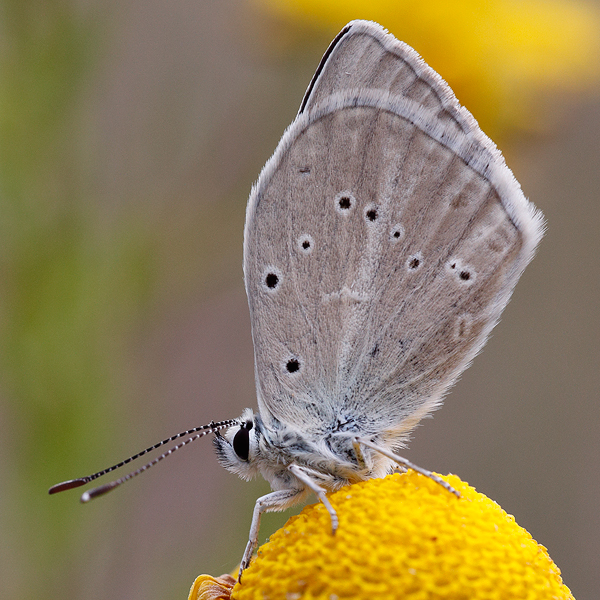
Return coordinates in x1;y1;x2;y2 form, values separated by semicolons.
50;20;544;578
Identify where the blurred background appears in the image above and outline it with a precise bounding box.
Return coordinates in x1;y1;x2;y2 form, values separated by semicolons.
1;1;599;599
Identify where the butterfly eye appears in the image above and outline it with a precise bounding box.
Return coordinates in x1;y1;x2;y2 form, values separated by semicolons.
233;422;253;461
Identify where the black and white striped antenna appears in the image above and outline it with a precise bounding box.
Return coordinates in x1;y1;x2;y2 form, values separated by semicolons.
48;419;238;502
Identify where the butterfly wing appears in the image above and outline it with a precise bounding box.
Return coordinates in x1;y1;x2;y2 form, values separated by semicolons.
243;21;544;439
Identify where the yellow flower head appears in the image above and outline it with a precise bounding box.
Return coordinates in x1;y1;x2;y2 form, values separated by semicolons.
189;472;573;599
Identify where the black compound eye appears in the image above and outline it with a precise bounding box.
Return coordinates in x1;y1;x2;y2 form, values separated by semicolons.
232;422;252;461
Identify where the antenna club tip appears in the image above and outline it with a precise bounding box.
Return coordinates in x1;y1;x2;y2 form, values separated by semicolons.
51;423;229;501
48;478;88;495
81;482;118;503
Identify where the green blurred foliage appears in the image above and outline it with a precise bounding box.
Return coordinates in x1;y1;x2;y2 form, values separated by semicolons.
0;3;155;597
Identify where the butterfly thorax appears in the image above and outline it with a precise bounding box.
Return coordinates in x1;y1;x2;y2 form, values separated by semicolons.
214;408;397;494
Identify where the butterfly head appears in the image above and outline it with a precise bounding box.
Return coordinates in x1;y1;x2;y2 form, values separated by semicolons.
213;408;264;481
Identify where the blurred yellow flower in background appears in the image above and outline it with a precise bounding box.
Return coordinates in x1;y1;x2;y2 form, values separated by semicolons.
253;0;600;138
189;473;574;600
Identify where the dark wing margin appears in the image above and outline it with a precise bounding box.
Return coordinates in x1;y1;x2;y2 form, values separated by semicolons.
298;23;353;114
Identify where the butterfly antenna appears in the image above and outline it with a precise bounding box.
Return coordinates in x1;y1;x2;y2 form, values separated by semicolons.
48;419;238;500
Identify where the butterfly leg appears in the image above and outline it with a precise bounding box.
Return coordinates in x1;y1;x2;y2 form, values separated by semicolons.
240;488;304;579
288;463;339;534
352;438;367;468
355;437;461;498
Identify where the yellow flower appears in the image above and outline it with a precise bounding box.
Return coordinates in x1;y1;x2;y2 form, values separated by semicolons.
189;472;573;599
252;0;600;138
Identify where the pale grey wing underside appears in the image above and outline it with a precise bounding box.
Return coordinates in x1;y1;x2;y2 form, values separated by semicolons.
243;21;544;438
